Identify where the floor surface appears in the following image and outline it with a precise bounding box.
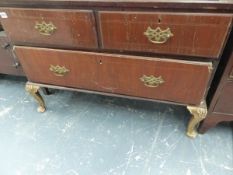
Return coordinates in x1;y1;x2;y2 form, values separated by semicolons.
0;75;232;175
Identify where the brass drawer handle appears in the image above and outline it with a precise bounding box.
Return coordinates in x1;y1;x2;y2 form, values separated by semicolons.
35;21;57;36
144;27;173;44
140;75;165;87
49;65;70;76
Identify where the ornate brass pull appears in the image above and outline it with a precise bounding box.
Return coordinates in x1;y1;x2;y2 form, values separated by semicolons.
140;75;165;87
49;65;70;76
35;21;57;35
144;27;173;44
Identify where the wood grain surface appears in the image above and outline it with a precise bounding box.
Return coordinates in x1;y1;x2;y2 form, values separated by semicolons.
99;11;232;58
15;46;212;105
0;0;232;12
0;8;98;49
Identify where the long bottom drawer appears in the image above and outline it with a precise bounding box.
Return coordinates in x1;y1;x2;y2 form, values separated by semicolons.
14;46;212;105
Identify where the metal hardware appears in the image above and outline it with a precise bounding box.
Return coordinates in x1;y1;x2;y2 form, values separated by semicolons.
140;75;165;87
2;44;21;69
49;65;70;76
208;64;213;73
144;27;173;44
35;21;57;35
11;47;22;69
229;68;233;80
12;62;19;68
1;43;10;49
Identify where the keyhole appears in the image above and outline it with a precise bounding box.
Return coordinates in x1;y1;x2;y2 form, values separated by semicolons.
158;17;161;24
99;60;102;65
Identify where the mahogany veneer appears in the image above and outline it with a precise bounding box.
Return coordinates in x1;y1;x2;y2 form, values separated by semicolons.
99;12;232;58
0;8;98;49
15;46;212;105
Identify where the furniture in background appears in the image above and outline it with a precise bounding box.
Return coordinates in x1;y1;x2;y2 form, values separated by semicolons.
199;39;233;133
0;0;232;138
0;23;24;76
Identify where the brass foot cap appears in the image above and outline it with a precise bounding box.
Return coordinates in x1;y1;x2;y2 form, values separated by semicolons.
37;106;46;113
186;131;197;138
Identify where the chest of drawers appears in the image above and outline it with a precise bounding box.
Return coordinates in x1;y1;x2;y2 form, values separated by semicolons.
0;0;232;138
199;35;233;133
0;24;24;76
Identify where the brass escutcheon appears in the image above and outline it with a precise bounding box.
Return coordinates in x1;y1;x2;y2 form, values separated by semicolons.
140;75;165;87
144;27;173;44
49;65;70;76
35;21;57;35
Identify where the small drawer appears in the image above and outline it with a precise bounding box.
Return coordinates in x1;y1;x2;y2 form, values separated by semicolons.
99;11;232;58
0;8;98;49
15;46;212;105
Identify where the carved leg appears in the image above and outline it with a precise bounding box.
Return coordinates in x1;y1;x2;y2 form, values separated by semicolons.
25;83;46;113
186;102;207;138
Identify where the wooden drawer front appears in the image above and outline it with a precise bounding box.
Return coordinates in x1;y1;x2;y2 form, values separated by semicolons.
14;46;212;105
99;12;232;58
0;8;98;49
214;82;233;115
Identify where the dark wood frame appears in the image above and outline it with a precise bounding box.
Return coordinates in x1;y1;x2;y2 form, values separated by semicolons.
199;30;233;133
0;0;232;13
0;29;24;76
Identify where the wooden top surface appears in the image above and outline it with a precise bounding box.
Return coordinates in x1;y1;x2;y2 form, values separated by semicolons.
0;0;232;2
0;0;232;12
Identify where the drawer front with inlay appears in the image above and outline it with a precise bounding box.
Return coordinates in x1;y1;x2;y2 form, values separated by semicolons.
0;8;98;49
14;46;212;105
99;11;232;58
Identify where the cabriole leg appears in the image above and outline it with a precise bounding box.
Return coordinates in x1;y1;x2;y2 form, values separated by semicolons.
186;101;207;138
25;83;46;113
